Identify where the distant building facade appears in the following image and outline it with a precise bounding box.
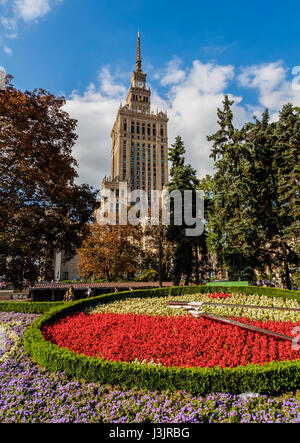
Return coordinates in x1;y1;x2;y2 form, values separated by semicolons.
54;33;168;281
101;32;169;206
54;252;80;282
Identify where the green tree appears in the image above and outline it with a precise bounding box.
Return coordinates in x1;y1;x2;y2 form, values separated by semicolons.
196;175;215;282
242;104;300;288
207;95;258;281
207;96;299;288
167;136;201;286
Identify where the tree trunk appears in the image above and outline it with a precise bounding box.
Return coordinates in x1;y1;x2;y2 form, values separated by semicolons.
106;267;112;282
185;262;192;286
194;246;200;285
281;242;292;290
158;226;163;288
173;262;181;286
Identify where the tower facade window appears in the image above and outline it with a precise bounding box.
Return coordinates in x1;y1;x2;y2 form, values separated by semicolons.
103;32;168;202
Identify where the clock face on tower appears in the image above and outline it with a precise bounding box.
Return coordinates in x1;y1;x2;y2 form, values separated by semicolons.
137;81;144;88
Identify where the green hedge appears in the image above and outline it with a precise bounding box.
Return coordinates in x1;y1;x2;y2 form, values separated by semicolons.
22;285;300;395
0;301;64;314
1;285;299;315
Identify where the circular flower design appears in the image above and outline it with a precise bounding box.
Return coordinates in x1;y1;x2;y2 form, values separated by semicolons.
0;322;21;363
42;308;300;369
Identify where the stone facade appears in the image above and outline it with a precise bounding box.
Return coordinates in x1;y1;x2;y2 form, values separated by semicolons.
54;252;80;282
54;33;169;281
102;32;169;201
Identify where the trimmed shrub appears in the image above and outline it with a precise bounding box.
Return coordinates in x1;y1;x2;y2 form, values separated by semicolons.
2;285;298;314
0;301;64;314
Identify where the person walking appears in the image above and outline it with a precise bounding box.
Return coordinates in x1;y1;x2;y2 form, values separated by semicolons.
68;286;75;302
64;289;69;302
86;287;94;298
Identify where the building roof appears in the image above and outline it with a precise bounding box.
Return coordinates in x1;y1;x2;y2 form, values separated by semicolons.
30;282;173;291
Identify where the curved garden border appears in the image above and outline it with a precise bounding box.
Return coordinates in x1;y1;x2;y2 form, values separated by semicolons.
22;285;300;396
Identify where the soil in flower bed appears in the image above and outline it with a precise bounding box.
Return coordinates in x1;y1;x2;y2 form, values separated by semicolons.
42;312;300;368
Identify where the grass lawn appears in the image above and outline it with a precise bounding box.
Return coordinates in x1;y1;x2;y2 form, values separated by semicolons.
206;281;249;287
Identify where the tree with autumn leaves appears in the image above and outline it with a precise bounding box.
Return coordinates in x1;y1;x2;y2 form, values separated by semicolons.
78;223;144;281
78;221;174;282
0;76;97;289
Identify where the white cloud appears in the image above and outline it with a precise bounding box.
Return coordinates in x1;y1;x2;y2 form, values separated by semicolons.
13;0;51;22
65;61;240;188
238;62;286;92
0;16;17;31
159;57;186;86
157;61;243;179
62;59;300;189
64;71;127;189
185;60;235;94
5;32;17;38
0;0;63;48
99;67;127;98
238;61;300;117
3;45;12;54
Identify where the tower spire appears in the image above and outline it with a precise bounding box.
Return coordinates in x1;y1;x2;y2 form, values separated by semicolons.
136;31;142;72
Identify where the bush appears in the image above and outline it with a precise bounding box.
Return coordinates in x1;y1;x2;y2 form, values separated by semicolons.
0;301;64;314
21;285;300;395
138;269;159;282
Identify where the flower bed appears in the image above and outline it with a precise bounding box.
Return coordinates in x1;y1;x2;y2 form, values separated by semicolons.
23;286;300;396
1;312;300;423
0;313;300;423
90;292;300;322
208;292;231;299
42;312;300;368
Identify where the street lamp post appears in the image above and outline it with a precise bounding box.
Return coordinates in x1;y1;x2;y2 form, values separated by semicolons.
151;216;163;288
158;224;163;288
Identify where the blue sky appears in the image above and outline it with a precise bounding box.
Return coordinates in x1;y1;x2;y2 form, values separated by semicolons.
1;0;300;188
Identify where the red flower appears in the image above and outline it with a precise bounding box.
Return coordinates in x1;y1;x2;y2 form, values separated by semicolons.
42;312;300;369
208;292;231;300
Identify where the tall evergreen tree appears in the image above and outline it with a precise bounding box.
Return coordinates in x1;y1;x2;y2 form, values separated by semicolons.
208;96;300;288
207;95;258;281
195;175;214;282
167;136;200;286
243;104;300;288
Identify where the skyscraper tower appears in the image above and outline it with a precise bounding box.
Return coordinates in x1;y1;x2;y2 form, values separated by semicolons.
102;33;169;204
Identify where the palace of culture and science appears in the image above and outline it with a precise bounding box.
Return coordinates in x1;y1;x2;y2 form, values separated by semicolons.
101;32;169;203
54;33;169;281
